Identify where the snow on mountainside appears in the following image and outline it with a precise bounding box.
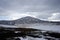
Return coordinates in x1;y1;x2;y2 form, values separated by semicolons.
0;16;60;25
14;16;43;24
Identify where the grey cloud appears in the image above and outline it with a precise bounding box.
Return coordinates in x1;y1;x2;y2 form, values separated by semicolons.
0;0;60;20
48;13;60;20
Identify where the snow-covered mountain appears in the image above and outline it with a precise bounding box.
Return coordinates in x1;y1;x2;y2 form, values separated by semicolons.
0;20;15;25
0;16;60;25
14;16;43;24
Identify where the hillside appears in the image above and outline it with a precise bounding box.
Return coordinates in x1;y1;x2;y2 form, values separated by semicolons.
0;16;60;25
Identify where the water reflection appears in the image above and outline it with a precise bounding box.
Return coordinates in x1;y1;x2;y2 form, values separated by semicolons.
0;23;60;40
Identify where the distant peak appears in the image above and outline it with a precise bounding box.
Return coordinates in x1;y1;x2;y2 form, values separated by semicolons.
22;16;35;18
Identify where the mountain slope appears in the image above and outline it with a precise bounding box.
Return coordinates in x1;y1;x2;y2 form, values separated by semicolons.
0;16;60;25
0;20;15;25
14;16;42;24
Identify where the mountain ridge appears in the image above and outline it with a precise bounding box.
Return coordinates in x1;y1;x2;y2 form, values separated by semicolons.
0;16;60;25
14;16;43;24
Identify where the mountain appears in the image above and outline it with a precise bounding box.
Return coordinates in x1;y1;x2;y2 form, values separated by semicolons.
0;16;60;25
0;20;15;25
0;16;42;25
14;16;42;24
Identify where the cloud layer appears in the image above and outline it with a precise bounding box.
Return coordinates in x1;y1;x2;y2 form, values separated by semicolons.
0;0;60;20
48;13;60;21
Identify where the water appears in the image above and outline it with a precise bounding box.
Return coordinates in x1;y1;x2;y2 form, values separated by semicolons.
16;23;60;40
0;23;60;40
17;23;60;32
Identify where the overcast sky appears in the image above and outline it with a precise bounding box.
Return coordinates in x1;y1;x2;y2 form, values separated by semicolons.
0;0;60;20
